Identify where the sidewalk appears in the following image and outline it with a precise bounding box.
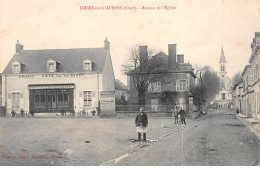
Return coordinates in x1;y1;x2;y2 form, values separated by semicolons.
236;113;260;138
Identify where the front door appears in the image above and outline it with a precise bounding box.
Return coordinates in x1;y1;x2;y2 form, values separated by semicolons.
151;99;158;112
52;94;56;108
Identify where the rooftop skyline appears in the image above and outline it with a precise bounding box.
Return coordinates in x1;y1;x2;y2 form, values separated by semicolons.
1;0;260;84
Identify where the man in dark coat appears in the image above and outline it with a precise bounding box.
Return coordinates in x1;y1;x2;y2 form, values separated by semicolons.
135;107;148;141
179;107;186;125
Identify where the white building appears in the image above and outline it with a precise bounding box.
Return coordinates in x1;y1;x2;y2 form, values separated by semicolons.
1;39;115;117
214;47;233;108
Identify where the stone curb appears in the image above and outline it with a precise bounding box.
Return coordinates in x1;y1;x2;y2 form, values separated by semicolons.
236;114;260;138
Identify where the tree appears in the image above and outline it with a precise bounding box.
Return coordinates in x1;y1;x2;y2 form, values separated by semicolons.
191;66;220;110
123;46;166;105
232;71;243;85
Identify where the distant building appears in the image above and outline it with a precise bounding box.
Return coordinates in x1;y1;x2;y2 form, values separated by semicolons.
214;47;233;108
115;79;128;102
232;80;243;113
127;44;196;113
232;32;260;119
1;39;115;117
249;32;260;119
241;65;253;117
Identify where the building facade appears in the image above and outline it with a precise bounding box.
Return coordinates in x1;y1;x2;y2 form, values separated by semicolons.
232;80;243;113
127;44;196;113
241;65;253;117
249;32;260;119
214;47;233;108
1;39;115;117
232;32;260;119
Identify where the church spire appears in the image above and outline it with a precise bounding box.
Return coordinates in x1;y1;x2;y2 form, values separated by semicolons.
219;46;227;63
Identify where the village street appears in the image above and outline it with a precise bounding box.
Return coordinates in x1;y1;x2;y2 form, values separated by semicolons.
0;108;259;166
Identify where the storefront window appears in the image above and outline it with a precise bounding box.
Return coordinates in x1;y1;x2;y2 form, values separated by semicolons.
57;90;70;107
34;90;46;108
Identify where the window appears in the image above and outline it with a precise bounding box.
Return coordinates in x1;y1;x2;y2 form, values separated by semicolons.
49;63;55;72
176;80;189;92
12;92;20;108
83;60;92;71
34;90;46;108
84;63;91;71
12;62;21;73
47;60;56;72
179;80;187;91
221;65;225;71
148;81;161;93
84;91;92;107
222;93;226;100
57;90;70;108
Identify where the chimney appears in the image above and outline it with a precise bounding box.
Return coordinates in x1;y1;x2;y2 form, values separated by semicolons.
177;54;184;64
139;46;148;66
16;40;23;53
168;44;177;70
104;37;110;50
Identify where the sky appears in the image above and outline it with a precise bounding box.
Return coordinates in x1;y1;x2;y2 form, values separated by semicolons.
0;0;260;85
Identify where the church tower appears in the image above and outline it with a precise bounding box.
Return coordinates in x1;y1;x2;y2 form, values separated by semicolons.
219;47;228;89
214;47;232;108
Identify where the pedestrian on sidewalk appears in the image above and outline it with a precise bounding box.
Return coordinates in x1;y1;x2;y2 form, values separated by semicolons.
179;107;186;125
135;107;148;141
171;107;179;124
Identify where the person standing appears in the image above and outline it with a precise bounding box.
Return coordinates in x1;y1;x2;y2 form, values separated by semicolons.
179;107;186;125
20;109;24;117
135;107;148;141
171;107;179;124
11;109;15;117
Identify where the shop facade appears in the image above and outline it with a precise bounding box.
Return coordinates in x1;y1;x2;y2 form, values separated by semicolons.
1;39;115;117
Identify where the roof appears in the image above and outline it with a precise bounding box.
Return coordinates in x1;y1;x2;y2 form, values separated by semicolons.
126;50;197;78
241;65;251;77
115;79;127;91
233;80;243;90
2;48;108;74
219;47;227;63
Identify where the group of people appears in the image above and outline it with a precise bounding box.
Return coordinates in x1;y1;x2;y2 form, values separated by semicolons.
134;106;186;142
11;109;26;117
171;107;186;125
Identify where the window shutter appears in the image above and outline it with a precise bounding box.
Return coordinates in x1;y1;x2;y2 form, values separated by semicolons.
186;80;189;91
79;92;82;97
8;93;11;99
20;93;23;99
176;80;179;91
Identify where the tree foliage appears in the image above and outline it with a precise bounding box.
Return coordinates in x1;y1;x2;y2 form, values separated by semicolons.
123;46;166;105
232;71;243;85
191;66;220;110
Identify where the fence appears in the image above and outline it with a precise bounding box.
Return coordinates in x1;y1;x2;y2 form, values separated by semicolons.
116;105;175;112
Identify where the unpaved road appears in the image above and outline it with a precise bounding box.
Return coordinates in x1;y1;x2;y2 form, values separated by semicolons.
0;108;259;166
109;109;260;166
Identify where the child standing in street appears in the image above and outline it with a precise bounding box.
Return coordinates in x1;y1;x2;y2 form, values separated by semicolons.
135;107;148;141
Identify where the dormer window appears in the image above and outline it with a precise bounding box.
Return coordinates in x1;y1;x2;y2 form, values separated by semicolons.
83;59;92;71
47;59;57;72
12;61;21;73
